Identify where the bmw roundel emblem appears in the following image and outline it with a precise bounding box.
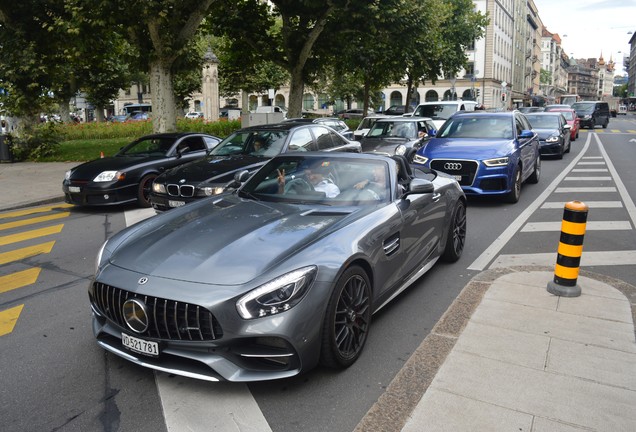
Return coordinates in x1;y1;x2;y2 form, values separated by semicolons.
179;179;186;184
138;277;148;285
122;299;150;333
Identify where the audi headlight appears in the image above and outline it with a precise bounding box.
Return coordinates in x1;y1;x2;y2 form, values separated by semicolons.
395;144;407;156
200;185;225;196
236;266;317;319
412;154;429;165
546;135;559;143
93;171;125;182
152;182;166;194
483;157;509;167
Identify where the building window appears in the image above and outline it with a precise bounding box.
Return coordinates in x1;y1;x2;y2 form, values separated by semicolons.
303;93;315;110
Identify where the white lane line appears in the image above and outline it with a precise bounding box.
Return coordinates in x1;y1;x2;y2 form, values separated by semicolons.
467;134;592;271
555;187;617;193
541;201;623;209
577;161;606;165
156;373;272;432
490;251;636;268
521;221;633;232
124;208;271;432
571;169;608;172
563;177;612;181
582;156;603;159
595;134;636;231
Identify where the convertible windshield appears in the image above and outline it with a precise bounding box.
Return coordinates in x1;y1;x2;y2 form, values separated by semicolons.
119;137;175;156
437;116;513;139
240;156;392;204
209;130;289;157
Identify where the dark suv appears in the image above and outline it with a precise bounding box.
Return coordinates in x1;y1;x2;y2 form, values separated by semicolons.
570;101;610;129
149;122;361;211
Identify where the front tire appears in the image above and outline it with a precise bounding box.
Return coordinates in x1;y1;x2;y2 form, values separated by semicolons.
504;165;521;203
320;266;372;368
137;174;157;207
527;156;540;184
441;200;466;262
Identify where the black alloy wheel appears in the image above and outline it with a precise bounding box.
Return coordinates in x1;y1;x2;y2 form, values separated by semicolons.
441;200;467;262
320;266;372;368
137;174;158;207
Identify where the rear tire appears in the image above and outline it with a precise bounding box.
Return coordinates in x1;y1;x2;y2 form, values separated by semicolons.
137;174;157;207
441;200;466;262
320;266;372;368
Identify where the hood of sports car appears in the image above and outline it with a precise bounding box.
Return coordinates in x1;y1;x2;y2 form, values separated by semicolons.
159;155;267;184
423;138;513;160
69;156;164;180
108;198;354;285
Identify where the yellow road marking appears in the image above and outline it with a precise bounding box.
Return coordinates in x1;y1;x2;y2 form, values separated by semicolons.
611;129;621;133
628;130;636;134
0;305;24;337
0;203;74;219
0;241;55;265
0;224;64;247
0;268;41;294
0;212;69;231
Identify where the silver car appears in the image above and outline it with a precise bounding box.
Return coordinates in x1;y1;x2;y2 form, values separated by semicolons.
89;152;466;382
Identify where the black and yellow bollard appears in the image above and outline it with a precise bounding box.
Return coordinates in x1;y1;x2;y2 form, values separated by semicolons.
547;200;589;297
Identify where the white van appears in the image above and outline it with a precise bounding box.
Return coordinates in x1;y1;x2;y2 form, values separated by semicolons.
618;105;627;115
409;100;478;129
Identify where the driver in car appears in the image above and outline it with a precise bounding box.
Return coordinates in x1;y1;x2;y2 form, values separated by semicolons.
277;161;340;198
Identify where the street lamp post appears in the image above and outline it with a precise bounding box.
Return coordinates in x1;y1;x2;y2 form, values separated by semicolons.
450;76;457;101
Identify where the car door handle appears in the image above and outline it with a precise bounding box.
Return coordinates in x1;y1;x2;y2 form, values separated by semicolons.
432;193;441;201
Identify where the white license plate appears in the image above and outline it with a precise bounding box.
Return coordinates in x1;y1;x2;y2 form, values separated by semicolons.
169;200;186;208
69;186;81;193
452;175;462;181
122;333;159;357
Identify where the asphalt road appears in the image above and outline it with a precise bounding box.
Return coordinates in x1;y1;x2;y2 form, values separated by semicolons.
1;118;635;432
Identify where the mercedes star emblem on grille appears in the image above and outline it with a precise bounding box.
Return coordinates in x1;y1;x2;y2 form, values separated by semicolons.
138;277;148;285
122;299;150;333
444;162;463;170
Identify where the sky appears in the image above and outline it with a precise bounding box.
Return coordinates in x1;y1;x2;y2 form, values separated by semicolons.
532;0;635;75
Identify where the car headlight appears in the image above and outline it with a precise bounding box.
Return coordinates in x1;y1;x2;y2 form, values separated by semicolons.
583;114;592;120
546;135;559;143
152;182;166;194
483;157;509;167
65;170;72;180
412;154;429;165
200;186;225;196
236;266;317;319
395;144;407;156
93;171;125;182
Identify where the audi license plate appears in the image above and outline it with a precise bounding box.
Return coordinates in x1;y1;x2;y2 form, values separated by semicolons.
122;333;159;357
69;186;81;193
169;200;186;208
452;175;462;181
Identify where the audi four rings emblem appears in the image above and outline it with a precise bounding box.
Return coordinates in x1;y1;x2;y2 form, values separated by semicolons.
444;162;463;170
138;277;148;285
122;299;150;333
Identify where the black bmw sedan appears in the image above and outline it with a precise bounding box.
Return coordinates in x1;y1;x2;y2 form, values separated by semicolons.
62;132;221;207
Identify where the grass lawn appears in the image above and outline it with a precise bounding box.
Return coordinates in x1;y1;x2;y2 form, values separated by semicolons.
39;138;135;162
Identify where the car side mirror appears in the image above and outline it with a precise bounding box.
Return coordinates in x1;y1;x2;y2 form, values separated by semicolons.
564;124;571;129
519;129;534;138
404;178;434;196
234;170;251;183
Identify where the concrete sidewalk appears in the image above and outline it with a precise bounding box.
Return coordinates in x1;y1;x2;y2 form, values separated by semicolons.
2;162;635;431
356;267;636;432
0;161;78;211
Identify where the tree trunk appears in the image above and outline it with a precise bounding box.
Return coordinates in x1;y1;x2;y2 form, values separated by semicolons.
149;60;177;133
287;67;304;118
405;75;414;109
94;106;106;122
